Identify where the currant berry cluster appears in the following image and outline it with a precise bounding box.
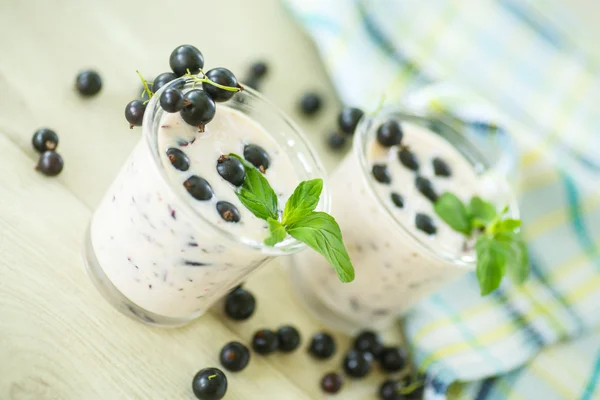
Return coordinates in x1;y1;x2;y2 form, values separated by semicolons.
124;45;241;132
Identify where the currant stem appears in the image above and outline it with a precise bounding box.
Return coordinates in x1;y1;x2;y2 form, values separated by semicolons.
398;380;424;395
184;71;241;93
136;70;154;99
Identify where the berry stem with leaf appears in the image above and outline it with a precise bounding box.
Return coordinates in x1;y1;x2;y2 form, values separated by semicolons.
433;193;529;295
229;154;355;283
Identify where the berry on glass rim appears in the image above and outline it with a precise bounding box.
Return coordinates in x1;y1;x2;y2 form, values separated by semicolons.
160;88;185;113
32;128;59;153
170;45;204;77
203;68;239;102
180;89;216;132
153;72;177;93
125;100;146;128
75;70;102;96
191;367;227;400
377;120;403;147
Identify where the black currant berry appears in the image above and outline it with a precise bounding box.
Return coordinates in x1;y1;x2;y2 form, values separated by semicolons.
299;93;322;116
219;341;250;372
398;149;419;171
415;213;436;235
32;128;59;153
277;325;301;352
372;164;391;184
203;68;238;102
153;72;177;93
166;148;190;171
216;155;245;186
125;100;146;127
170;45;204;76
160;88;185;113
216;201;241;223
183;176;213;201
252;329;279;355
75;70;102;96
224;287;256;321
433;157;452;177
308;332;336;360
36;151;64;176
180;90;216;131
243;144;270;171
191;368;227;400
377;120;403;147
338;107;364;135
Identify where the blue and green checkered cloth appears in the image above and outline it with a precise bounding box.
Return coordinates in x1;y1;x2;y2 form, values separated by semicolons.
285;1;600;399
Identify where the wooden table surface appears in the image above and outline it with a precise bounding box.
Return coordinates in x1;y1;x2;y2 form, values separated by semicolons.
0;1;405;399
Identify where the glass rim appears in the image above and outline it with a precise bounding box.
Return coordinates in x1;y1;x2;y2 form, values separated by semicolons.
352;107;520;267
142;77;330;255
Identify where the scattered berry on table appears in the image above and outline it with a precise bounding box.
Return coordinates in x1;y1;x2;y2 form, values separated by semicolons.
433;157;452;177
299;92;322;116
252;329;279;355
327;131;346;150
353;330;384;358
216;155;246;186
338;107;364;135
224;287;256;320
390;192;404;209
378;379;404;400
191;367;227;400
36;151;64;176
249;61;268;79
216;201;241;223
166;148;190;171
378;346;407;372
244;144;270;172
75;70;102;96
321;372;344;394
160;88;185;113
170;44;204;76
180;89;216;131
398;149;419;171
32;128;59;153
152;72;177;93
343;350;373;378
415;213;436;235
219;341;250;372
372;164;392;184
125;100;146;128
203;67;238;102
183;176;213;201
415;176;438;202
277;325;301;352
377;120;403;147
308;332;336;360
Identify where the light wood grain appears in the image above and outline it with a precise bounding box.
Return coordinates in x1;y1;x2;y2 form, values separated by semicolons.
0;0;407;399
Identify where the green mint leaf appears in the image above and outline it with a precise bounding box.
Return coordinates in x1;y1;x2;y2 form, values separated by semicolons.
230;154;278;221
286;212;355;283
264;218;287;246
282;179;323;225
475;236;507;295
468;196;497;226
494;231;529;284
433;193;472;235
497;219;522;233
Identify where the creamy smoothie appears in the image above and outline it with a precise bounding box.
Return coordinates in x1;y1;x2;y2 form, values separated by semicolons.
292;110;512;331
85;81;322;326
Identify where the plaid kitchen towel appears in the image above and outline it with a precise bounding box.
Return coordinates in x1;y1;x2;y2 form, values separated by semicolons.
284;1;600;399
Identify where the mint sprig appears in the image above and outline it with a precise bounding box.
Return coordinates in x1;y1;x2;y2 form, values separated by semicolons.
434;193;529;295
230;154;354;283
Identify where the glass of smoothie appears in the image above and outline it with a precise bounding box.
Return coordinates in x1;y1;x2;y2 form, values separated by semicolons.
291;107;517;332
83;77;329;327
